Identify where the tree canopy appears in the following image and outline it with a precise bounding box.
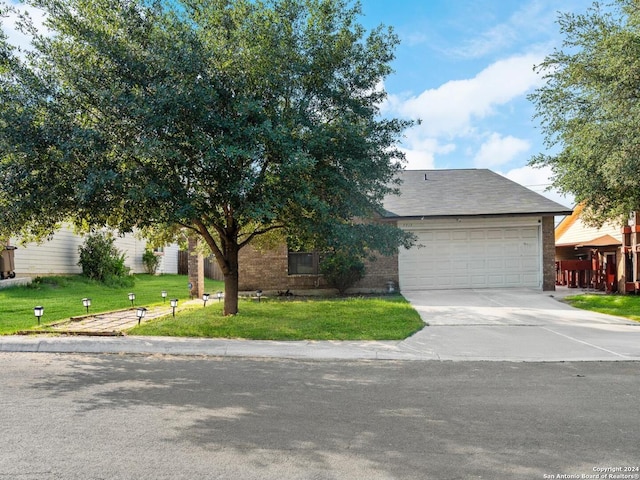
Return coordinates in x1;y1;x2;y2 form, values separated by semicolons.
0;0;413;314
529;0;640;225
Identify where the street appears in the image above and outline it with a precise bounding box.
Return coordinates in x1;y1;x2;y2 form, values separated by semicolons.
0;353;638;480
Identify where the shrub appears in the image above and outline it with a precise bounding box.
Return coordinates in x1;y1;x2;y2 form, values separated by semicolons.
78;232;130;283
142;249;161;275
320;252;366;295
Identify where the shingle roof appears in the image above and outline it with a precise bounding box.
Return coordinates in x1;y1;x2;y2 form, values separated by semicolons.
382;169;572;218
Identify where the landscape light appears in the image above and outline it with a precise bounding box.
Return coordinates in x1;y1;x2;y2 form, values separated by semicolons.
256;290;263;303
136;307;147;325
203;293;210;307
217;291;223;302
170;298;178;317
34;306;44;325
128;293;135;307
161;291;167;302
82;297;91;314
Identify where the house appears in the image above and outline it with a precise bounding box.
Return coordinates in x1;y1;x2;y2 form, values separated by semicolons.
11;225;180;277
236;169;572;293
555;204;640;293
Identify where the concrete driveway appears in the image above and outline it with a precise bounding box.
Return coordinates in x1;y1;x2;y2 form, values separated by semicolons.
400;288;640;361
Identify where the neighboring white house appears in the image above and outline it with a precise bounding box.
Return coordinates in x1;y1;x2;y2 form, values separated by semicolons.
11;224;179;277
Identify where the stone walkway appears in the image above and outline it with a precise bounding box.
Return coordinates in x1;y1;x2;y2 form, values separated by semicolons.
43;300;203;336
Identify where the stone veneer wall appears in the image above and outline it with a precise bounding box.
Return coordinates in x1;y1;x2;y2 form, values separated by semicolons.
187;236;205;298
542;216;556;291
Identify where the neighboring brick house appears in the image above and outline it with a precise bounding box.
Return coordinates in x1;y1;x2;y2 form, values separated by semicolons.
235;169;572;293
555;204;640;293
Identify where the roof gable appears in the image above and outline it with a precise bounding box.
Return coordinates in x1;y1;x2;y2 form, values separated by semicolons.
555;205;623;246
556;234;621;248
383;169;572;218
554;203;584;240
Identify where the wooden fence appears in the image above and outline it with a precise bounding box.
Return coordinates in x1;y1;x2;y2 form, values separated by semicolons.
177;251;224;281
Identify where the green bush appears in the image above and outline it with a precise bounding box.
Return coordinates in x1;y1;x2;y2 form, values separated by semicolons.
142;249;161;275
78;232;130;284
320;252;366;295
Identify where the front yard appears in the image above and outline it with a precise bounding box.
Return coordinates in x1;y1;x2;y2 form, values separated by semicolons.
0;274;223;334
129;295;424;340
0;275;425;340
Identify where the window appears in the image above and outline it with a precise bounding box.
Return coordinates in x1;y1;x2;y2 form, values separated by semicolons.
288;251;325;275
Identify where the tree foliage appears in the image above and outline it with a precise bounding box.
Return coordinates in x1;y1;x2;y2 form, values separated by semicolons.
0;0;413;314
78;232;130;284
529;0;640;225
319;251;365;295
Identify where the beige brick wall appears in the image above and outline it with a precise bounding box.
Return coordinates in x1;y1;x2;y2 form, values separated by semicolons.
353;252;399;292
237;243;398;293
238;243;291;291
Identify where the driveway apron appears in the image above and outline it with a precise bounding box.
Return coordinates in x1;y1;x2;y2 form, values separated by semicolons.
400;288;640;361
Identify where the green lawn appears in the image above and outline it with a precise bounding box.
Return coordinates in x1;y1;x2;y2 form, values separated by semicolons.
565;294;640;322
0;275;425;340
129;295;425;340
0;274;223;334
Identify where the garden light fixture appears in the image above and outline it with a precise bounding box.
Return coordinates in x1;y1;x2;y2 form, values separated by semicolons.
170;298;178;317
34;306;44;325
256;290;263;302
128;292;135;307
161;291;167;302
203;293;210;307
217;291;223;302
82;297;91;314
136;307;147;325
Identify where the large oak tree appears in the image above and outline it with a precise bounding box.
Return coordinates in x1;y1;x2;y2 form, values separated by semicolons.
530;0;640;226
0;0;413;314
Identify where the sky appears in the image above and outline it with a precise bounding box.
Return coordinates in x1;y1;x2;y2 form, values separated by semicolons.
356;0;593;208
1;0;593;208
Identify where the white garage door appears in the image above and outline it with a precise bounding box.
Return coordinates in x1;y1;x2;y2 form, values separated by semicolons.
399;220;542;290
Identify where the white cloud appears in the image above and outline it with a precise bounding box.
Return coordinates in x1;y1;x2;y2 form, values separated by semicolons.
1;2;48;51
474;133;530;168
399;130;456;170
400;147;435;170
499;164;574;208
448;0;557;59
388;53;544;139
452;21;517;59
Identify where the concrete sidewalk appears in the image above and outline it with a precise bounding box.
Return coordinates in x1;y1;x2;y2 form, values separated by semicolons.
2;288;640;362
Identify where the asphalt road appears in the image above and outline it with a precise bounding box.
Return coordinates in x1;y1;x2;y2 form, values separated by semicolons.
0;353;638;480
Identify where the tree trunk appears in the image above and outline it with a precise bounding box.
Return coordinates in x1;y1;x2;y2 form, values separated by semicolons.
195;219;241;316
223;270;239;316
222;241;240;316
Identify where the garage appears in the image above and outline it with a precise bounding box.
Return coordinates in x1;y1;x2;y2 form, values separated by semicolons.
382;169;572;292
397;218;542;290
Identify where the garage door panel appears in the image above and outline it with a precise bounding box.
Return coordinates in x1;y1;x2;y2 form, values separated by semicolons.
399;224;541;291
434;231;453;241
452;231;468;241
486;230;504;240
504;229;521;239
